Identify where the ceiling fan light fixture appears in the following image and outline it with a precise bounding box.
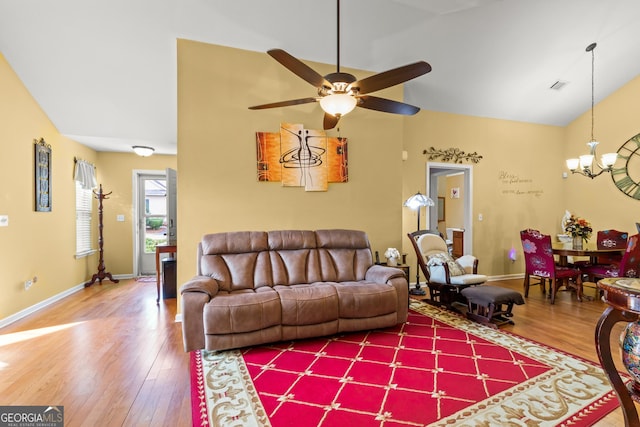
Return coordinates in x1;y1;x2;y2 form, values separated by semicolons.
319;93;357;117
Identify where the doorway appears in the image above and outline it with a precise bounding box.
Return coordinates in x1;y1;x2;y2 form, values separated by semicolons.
133;169;177;276
426;162;473;255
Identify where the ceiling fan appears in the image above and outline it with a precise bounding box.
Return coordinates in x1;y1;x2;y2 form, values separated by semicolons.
248;0;432;130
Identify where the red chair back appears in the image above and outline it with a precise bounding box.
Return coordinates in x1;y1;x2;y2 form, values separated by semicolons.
520;229;556;278
596;229;628;250
619;234;640;278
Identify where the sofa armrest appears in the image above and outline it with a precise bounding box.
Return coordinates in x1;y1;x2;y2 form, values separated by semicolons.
180;276;219;352
180;275;219;297
365;264;407;283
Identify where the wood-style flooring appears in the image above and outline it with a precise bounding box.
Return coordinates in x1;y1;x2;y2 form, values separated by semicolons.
0;278;633;426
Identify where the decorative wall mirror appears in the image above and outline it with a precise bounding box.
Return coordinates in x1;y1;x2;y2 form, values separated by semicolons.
34;138;51;212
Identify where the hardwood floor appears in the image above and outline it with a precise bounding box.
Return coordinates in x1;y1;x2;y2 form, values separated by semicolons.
0;278;633;426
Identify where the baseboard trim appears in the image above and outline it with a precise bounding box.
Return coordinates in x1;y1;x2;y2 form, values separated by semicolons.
488;273;525;281
175;313;182;323
0;283;86;329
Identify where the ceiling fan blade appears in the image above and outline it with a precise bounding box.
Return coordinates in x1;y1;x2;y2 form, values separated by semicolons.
248;97;318;110
323;113;340;130
350;61;431;95
358;95;421;115
268;49;332;88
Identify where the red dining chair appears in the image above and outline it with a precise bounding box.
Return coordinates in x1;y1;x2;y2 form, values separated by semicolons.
574;229;628;269
581;233;640;284
520;229;583;304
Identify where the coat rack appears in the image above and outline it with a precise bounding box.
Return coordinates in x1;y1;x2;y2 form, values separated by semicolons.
85;184;119;287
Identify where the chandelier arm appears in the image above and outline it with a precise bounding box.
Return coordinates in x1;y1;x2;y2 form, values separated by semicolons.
570;167;609;179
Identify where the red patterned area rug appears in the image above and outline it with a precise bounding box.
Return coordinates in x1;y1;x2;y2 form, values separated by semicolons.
190;300;620;426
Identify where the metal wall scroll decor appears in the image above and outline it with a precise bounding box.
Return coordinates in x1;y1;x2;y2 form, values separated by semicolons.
423;147;483;164
34;138;52;212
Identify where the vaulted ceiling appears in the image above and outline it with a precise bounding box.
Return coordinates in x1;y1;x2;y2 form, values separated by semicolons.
1;0;639;155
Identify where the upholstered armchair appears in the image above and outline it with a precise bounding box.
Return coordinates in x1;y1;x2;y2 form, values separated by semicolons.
408;231;486;307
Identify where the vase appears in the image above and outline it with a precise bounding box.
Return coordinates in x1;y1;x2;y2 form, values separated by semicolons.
621;321;640;395
387;257;398;266
572;236;583;250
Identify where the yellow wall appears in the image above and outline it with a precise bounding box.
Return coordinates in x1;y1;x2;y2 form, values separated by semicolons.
563;75;640;232
0;52;99;320
177;40;406;288
402;111;566;278
0;52;177;322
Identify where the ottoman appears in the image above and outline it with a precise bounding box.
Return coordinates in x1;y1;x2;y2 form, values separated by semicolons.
460;285;525;328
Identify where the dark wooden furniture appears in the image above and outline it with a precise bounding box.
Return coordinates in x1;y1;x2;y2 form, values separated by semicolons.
84;185;119;287
155;244;177;303
452;229;464;258
595;277;640;427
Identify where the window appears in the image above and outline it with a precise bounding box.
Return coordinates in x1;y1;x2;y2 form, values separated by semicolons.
75;181;94;257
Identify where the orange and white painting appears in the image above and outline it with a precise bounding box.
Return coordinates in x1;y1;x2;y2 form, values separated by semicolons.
256;123;348;192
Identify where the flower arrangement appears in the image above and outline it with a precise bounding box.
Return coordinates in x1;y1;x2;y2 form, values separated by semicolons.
384;248;400;260
564;214;593;241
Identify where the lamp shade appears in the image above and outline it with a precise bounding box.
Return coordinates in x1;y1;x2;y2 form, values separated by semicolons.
601;152;618;167
132;145;155;157
319;94;357;117
403;192;434;209
566;158;580;171
579;154;594;170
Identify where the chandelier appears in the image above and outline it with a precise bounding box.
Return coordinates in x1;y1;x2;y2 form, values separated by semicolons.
565;42;617;178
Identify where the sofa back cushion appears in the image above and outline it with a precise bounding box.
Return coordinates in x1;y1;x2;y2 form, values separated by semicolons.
199;231;272;291
268;230;322;285
315;229;373;281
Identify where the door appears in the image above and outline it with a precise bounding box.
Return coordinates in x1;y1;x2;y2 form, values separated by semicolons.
427;162;473;255
166;168;177;245
136;172;168;275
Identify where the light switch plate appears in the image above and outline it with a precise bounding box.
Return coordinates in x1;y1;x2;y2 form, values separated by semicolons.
116;215;125;222
0;215;8;227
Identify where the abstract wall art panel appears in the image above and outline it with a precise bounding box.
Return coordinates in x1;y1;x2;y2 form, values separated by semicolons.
255;123;348;192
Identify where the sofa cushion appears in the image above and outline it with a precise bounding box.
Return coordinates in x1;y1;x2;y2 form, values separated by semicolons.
275;284;339;325
316;229;373;281
203;287;281;334
333;282;397;318
200;231;272;291
268;230;322;285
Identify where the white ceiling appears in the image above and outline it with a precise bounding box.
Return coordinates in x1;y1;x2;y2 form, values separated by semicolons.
1;0;640;155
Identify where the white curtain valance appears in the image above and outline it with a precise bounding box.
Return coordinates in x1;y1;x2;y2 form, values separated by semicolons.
74;159;97;190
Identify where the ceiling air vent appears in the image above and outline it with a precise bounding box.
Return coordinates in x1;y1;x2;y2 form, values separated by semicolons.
550;80;569;91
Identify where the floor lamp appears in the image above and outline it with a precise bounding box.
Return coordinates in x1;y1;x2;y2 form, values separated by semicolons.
404;192;434;296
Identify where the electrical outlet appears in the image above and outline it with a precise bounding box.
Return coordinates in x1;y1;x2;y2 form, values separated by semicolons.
24;276;37;290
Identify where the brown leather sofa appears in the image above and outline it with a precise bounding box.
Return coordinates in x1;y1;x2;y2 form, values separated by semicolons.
180;229;409;352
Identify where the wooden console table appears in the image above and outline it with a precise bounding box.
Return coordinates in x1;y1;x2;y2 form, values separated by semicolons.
595;277;640;427
155;244;177;303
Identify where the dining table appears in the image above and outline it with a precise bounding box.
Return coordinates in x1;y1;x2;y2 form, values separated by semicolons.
552;245;625;267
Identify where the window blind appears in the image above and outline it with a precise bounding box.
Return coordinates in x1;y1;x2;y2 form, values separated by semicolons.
75;181;94;257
